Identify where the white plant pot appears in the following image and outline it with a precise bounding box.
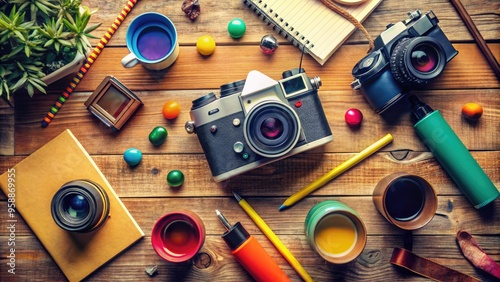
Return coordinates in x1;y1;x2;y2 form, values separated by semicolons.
41;50;88;86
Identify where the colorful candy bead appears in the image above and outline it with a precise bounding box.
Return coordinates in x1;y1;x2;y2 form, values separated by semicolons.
123;148;142;166
196;35;216;56
149;126;168;146
228;18;246;38
167;170;185;187
162;101;181;119
461;102;483;121
345;108;363;127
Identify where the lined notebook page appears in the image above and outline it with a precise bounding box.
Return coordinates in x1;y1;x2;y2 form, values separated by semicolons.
245;0;383;65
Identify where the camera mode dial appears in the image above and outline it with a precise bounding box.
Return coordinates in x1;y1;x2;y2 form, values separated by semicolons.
191;92;217;110
220;80;246;98
282;68;305;78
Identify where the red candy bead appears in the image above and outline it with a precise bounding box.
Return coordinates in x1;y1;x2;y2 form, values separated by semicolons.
345;108;363;127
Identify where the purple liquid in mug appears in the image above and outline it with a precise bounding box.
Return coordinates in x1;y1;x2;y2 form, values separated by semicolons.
137;26;172;60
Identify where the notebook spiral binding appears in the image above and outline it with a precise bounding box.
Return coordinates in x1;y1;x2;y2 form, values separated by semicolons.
243;0;315;53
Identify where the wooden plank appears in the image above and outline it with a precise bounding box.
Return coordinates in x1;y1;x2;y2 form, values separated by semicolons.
82;0;500;46
1;196;498;236
0;150;498;200
1;1;498;282
36;44;500;93
0;101;14;156
13;88;500;155
0;234;497;281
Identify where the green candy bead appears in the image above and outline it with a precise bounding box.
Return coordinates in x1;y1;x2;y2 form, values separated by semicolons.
228;18;246;38
149;126;168;146
167;170;185;187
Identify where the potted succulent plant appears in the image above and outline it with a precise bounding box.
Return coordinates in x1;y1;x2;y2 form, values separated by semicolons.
0;0;101;105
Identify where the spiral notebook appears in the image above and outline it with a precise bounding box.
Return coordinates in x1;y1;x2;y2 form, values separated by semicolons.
244;0;383;65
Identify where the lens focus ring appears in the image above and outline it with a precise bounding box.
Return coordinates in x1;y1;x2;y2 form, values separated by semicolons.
244;102;301;158
390;37;446;86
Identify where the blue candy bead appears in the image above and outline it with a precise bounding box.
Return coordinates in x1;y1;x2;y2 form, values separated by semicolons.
124;148;142;166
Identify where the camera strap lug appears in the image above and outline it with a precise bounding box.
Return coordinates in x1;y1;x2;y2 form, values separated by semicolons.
350;79;362;90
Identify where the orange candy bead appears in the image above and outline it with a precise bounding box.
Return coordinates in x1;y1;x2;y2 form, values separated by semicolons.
162;101;181;119
461;102;483;121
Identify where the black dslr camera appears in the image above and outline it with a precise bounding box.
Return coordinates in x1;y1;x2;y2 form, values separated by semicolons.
351;10;458;114
185;69;333;182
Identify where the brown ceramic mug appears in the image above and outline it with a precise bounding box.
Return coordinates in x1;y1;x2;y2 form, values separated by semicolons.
372;172;437;230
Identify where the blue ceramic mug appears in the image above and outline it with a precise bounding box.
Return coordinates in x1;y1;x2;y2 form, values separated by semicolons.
121;12;179;70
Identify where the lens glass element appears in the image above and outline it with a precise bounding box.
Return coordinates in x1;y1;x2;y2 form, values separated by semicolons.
245;102;301;158
410;45;438;73
390;37;446;86
64;194;90;219
260;117;284;140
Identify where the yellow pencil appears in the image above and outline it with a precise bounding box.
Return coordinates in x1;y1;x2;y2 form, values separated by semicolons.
279;133;393;211
233;191;314;282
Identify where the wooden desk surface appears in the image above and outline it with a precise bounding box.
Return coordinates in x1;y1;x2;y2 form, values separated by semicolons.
1;0;499;281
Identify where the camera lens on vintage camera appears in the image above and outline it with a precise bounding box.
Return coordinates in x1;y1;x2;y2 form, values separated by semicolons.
390;37;446;86
351;10;458;115
244;102;301;158
51;180;110;233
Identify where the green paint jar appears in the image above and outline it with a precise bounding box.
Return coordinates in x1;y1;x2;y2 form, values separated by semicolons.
304;200;367;264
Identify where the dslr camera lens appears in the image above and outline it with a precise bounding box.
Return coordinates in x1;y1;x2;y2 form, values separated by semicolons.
390;37;446;86
51;180;110;233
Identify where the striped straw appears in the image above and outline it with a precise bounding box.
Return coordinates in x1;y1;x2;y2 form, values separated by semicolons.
41;0;139;127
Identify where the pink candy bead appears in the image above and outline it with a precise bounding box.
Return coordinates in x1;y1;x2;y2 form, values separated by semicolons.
345;108;363;127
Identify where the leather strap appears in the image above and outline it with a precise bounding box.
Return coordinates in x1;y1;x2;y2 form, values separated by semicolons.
457;230;500;279
390;248;480;282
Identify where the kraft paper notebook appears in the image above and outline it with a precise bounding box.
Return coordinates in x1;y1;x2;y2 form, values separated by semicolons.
244;0;383;65
0;129;144;282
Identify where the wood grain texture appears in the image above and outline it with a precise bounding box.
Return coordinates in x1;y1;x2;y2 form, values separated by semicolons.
81;0;500;45
0;101;14;156
10;87;500;155
0;0;498;281
1;151;498;199
0;233;498;281
1;196;499;236
28;44;500;93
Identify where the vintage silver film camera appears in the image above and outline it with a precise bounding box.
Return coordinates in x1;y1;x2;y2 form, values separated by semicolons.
185;69;333;182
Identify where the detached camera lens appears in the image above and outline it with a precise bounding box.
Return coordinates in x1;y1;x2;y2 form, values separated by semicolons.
390;37;446;85
244;102;301;158
64;194;90;219
51;180;110;233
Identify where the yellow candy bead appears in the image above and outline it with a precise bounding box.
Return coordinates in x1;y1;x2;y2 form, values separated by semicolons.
196;35;216;56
